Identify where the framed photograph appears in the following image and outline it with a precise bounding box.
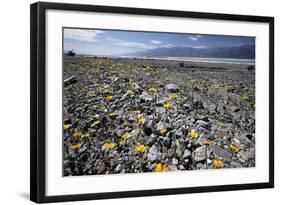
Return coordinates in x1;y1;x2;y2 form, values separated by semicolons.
30;2;274;203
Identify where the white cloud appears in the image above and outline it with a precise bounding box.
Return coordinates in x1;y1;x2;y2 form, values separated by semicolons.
161;43;173;48
105;37;122;42
115;41;157;49
107;37;173;50
151;40;173;48
188;35;202;41
191;45;208;49
151;40;162;45
64;29;104;42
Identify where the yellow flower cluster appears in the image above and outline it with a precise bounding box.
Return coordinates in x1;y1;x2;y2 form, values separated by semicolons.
203;140;211;145
159;129;167;135
149;88;158;93
69;143;82;150
73;131;82;138
154;163;166;172
122;132;130;139
138;117;146;125
108;112;118;118
242;96;249;101
105;95;113;101
103;143;116;149
169;94;177;100
213;159;224;168
213;83;224;89
127;90;134;95
135;145;148;153
119;139;126;145
230;144;240;152
190;79;197;84
164;103;173;109
190;129;199;139
93;120;101;126
64;124;71;130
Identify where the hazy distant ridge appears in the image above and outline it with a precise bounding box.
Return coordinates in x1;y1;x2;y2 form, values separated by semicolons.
128;45;255;59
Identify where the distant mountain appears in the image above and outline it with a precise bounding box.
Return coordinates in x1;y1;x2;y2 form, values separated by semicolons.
127;45;255;59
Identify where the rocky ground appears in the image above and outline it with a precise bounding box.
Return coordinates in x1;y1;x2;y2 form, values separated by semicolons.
63;56;255;176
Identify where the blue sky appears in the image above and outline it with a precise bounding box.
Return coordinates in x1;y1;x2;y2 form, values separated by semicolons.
64;28;255;56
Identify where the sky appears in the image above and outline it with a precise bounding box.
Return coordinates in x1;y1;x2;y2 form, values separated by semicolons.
64;28;255;56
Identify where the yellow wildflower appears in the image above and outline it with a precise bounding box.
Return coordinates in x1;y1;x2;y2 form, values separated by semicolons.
119;139;126;145
108;112;118;118
213;159;224;168
138;117;146;125
101;106;107;111
64;124;71;130
93;120;101;125
122;132;130;139
180;89;185;94
230;144;240;152
149;88;158;93
84;133;91;138
73;131;82;138
190;79;197;84
127;90;134;95
203;140;211;145
103;143;116;149
169;94;178;100
135;145;148;153
159;129;167;135
190;129;199;139
242;96;249;101
213;83;223;89
105;95;113;101
164;103;173;109
69;143;82;150
154;163;166;172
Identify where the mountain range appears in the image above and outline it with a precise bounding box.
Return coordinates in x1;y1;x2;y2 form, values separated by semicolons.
127;44;255;59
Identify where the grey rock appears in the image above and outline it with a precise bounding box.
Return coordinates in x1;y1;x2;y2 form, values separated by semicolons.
230;160;243;168
147;145;160;162
193;146;206;162
156;122;166;132
176;147;183;158
155;107;166;114
140;92;153;102
115;164;122;172
209;144;232;162
172;158;179;165
197;163;207;169
167;148;174;157
238;149;255;161
167;165;178;171
129;129;140;138
209;104;217;112
182;149;191;159
128;116;137;123
96;162;106;174
165;84;179;93
156;99;167;106
143;120;154;136
174;128;184;138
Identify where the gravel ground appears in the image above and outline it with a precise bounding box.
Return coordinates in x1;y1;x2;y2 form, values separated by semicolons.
63;56;255;176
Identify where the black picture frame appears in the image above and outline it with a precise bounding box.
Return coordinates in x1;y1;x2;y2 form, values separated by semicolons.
30;1;274;203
